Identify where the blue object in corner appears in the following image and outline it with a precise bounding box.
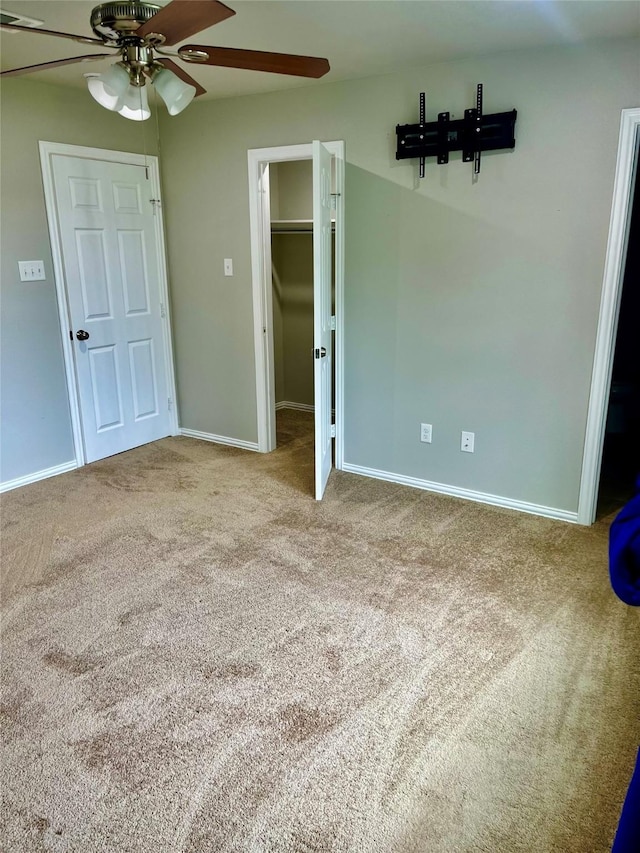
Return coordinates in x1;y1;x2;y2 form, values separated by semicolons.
612;748;640;853
609;478;640;607
609;480;640;852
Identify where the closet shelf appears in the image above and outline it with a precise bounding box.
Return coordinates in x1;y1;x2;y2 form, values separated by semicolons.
271;219;335;234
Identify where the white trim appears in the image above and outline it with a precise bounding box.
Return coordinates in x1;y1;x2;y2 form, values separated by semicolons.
577;108;640;526
247;141;345;464
342;463;578;523
38;141;179;472
333;141;345;471
179;428;259;452
39;143;86;467
0;460;77;494
248;156;274;452
276;401;314;412
146;155;179;439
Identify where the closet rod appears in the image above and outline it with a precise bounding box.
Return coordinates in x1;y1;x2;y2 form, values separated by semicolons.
271;219;335;234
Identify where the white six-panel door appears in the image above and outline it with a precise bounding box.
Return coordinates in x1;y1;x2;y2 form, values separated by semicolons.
313;141;333;500
51;154;172;463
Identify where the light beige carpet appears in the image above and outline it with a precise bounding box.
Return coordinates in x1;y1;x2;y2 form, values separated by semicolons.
1;410;639;853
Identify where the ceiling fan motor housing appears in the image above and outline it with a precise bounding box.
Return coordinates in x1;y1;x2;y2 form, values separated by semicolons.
90;1;161;42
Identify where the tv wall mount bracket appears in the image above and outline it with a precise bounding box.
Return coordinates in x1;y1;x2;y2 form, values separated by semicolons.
395;84;517;177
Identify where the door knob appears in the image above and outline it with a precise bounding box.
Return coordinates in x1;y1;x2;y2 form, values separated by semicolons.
76;329;90;341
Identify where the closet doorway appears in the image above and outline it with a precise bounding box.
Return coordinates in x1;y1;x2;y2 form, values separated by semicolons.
248;141;345;500
271;159;331;475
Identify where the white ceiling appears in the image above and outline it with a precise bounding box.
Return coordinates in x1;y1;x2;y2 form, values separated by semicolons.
1;0;639;100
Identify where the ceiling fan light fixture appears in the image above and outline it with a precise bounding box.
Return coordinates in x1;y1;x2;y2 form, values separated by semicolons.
2;1;331;117
87;61;129;110
117;82;151;121
152;67;196;116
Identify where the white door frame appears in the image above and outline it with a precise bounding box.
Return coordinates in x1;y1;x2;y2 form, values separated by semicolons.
577;108;640;525
39;141;179;468
247;140;345;468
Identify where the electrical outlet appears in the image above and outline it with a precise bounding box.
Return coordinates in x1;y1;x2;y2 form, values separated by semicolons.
18;260;45;281
420;423;432;443
461;431;475;453
224;258;233;276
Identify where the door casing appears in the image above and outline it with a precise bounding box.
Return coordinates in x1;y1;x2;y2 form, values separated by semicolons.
577;109;640;525
247;140;345;469
39;141;179;468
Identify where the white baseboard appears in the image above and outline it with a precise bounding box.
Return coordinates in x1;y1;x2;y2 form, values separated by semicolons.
0;460;78;494
179;428;259;452
341;462;578;523
276;401;314;412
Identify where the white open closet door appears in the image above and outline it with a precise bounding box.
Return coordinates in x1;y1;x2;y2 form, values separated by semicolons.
313;140;333;500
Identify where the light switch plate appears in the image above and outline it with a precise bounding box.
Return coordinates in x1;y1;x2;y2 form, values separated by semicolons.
224;258;233;276
18;260;45;281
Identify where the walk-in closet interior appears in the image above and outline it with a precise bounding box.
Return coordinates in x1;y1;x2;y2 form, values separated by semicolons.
270;159;335;447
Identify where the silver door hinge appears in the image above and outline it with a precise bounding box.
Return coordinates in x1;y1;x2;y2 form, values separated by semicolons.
160;302;166;318
145;166;150;180
330;315;336;331
330;424;336;438
168;397;173;411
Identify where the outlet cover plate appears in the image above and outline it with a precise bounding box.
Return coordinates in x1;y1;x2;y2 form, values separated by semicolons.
461;430;475;452
420;423;432;443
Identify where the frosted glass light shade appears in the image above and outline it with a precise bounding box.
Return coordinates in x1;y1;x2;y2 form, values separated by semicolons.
153;68;196;116
87;63;129;111
117;84;151;121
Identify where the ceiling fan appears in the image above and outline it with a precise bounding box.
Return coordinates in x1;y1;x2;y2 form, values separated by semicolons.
0;0;331;119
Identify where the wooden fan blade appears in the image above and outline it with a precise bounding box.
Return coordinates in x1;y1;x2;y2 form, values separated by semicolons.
0;22;104;45
156;58;206;96
137;0;235;46
179;45;330;78
1;54;112;78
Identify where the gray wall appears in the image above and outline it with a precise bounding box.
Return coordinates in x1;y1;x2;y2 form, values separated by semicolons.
275;160;314;221
158;38;639;513
0;79;158;485
1;40;638;515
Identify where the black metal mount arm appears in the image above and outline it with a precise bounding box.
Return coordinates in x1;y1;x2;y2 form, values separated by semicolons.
396;84;516;178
